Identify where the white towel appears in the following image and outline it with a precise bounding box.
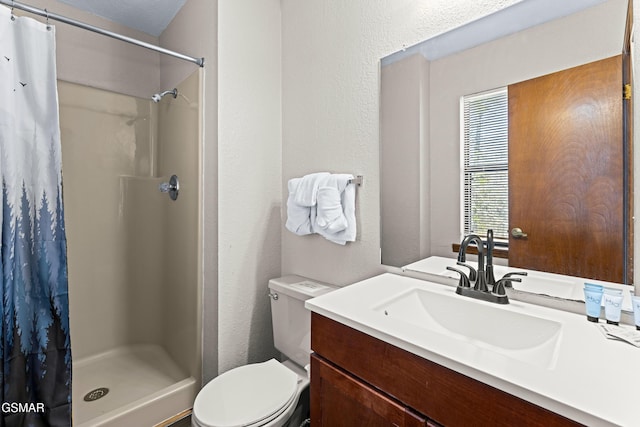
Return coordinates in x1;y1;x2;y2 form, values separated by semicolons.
285;177;314;235
315;175;349;234
285;172;357;244
292;172;330;206
314;174;356;245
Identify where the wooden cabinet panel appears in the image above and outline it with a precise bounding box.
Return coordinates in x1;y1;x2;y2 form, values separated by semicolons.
311;353;427;427
311;313;582;427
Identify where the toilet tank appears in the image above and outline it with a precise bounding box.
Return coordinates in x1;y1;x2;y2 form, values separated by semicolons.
268;275;338;368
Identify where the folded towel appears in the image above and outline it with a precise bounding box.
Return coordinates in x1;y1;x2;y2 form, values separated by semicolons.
292;172;330;207
314;174;356;245
285;177;314;235
285;172;357;244
316;175;349;234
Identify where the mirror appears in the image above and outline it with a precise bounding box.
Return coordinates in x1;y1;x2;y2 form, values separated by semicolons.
380;0;631;284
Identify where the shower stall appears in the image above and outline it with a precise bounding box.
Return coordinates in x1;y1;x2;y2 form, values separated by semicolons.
59;70;203;426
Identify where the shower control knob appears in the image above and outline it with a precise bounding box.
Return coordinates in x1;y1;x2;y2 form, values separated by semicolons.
159;174;179;201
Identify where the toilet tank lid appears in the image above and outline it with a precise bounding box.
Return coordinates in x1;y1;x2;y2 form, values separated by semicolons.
268;275;339;300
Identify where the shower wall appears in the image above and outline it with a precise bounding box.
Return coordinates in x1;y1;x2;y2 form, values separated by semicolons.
156;70;202;379
59;81;161;358
59;69;202;382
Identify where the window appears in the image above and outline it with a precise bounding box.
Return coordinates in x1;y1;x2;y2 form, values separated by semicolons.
461;87;509;241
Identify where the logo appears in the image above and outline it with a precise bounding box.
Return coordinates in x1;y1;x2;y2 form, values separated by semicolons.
1;402;46;414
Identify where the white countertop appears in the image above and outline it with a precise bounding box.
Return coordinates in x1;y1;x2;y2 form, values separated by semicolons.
306;273;639;426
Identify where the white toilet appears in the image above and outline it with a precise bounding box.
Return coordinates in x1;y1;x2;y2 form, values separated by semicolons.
192;276;337;427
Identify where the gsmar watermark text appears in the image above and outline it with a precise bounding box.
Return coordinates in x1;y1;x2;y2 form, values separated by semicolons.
1;402;46;414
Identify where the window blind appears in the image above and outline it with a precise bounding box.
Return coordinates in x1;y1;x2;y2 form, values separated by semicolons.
462;88;509;240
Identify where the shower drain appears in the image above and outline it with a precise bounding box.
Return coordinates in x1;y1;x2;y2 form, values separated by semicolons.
83;387;109;402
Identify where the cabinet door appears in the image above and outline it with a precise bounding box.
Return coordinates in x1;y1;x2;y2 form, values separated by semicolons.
311;354;427;427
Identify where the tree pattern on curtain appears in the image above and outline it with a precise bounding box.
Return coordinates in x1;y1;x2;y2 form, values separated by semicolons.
0;6;72;427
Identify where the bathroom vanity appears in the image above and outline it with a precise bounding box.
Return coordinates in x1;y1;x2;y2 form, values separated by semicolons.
306;274;639;426
311;314;577;426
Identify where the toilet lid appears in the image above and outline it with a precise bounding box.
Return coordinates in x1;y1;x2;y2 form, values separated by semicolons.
193;359;299;427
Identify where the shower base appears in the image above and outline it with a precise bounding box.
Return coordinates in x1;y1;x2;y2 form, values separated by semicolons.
73;344;197;427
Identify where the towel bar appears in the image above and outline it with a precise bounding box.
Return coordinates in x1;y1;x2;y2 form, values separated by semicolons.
348;175;363;186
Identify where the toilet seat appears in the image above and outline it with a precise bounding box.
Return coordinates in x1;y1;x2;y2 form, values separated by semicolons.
192;359;299;427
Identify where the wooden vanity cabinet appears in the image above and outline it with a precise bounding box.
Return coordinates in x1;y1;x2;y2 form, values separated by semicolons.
311;354;433;427
310;313;582;427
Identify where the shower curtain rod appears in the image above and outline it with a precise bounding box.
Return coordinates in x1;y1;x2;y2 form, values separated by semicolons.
0;0;205;67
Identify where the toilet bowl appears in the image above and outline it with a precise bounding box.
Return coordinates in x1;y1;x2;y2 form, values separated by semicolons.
191;276;336;427
192;360;308;427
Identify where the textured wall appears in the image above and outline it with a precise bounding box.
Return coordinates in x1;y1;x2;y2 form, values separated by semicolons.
217;0;283;375
281;0;520;285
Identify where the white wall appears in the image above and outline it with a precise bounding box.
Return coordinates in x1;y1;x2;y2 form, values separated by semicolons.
281;0;521;285
380;54;429;267
218;0;283;375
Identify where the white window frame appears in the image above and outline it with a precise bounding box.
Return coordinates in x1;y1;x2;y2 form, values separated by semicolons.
459;87;509;242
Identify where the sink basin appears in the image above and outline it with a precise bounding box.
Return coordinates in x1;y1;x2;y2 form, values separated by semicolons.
374;287;562;369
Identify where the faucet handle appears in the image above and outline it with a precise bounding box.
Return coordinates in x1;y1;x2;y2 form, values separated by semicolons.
493;280;507;296
456;262;477;282
493;277;522;294
500;271;528;288
446;266;471;288
492;277;521;296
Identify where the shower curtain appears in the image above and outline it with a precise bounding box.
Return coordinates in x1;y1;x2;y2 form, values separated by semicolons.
0;7;71;427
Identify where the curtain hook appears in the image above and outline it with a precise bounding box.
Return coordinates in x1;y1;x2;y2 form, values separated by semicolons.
10;0;15;21
44;8;51;30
